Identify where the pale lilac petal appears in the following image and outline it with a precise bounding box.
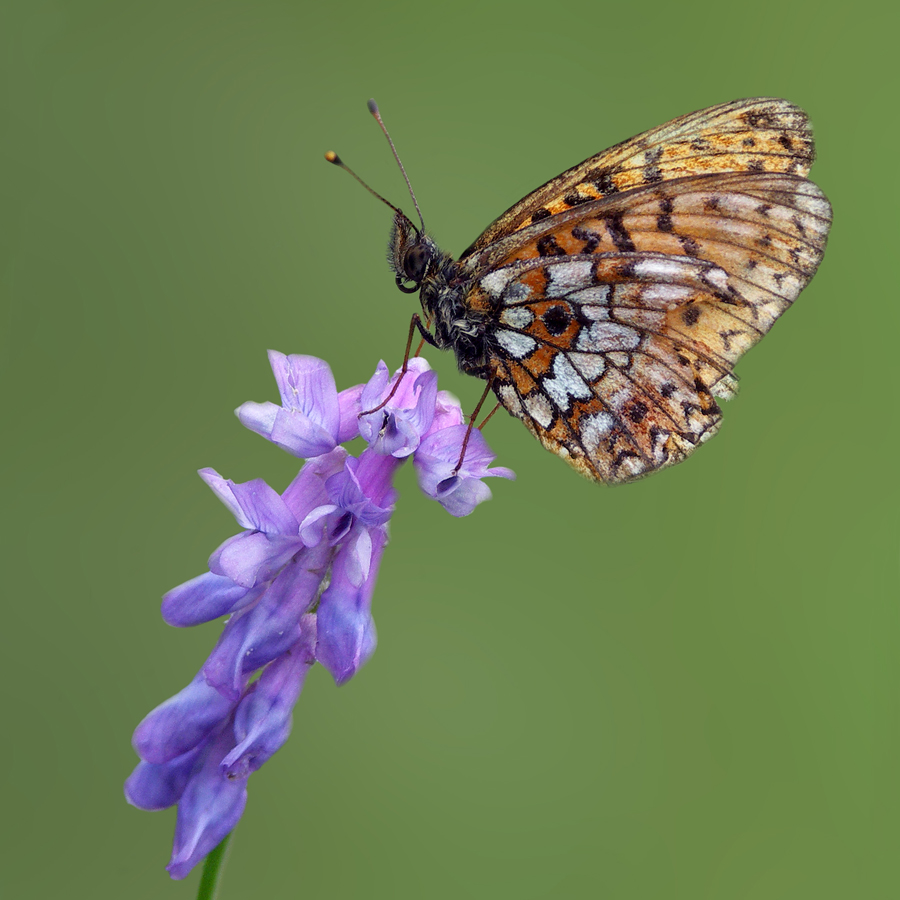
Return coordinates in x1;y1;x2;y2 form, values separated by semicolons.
346;526;373;588
430;475;493;518
336;383;364;442
233;400;278;442
198;468;254;529
281;447;348;522
358;358;437;457
124;746;204;811
203;544;331;700
414;424;515;517
227;479;298;533
316;526;385;685
268;352;339;432
166;725;247;880
236;353;341;458
161;572;258;627
221;617;316;778
359;360;389;409
427;389;465;435
208;531;302;589
266;407;338;459
299;504;362;550
200;470;298;534
325;451;398;528
132;670;237;765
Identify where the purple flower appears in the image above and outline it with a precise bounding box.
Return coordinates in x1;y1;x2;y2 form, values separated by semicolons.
126;352;514;878
358;357;437;457
235;351;361;456
164;720;249;879
415;423;516;517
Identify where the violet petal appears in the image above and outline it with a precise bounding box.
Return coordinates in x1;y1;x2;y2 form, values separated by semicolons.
358;359;437;457
203;543;331;700
281;447;348;521
124;745;204;811
161;572;259;627
221;616;316;778
414;424;515;516
199;470;298;534
336;383;364;442
235;352;341;458
325;451;398;528
165;725;247;880
316;526;385;685
132;670;237;765
208;531;303;589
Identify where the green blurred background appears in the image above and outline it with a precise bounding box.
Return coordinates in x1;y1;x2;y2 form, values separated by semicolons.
3;1;897;897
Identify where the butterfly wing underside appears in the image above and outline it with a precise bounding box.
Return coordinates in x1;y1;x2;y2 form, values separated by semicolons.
459;99;831;483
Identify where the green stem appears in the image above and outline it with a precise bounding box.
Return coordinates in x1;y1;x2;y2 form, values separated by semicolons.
196;830;235;900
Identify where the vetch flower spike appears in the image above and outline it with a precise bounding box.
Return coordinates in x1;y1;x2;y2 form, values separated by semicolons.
126;352;513;879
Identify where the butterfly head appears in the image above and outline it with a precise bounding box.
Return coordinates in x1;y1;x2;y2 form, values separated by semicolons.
388;212;437;294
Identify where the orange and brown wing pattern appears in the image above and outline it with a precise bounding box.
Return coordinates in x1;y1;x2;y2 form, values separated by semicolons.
473;170;832;384
477;254;733;482
462;98;816;258
469;164;831;482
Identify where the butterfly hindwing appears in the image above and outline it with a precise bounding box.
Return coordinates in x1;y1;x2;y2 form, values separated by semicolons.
480;252;729;482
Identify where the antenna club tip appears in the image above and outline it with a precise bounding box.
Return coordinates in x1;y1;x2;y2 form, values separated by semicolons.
324;150;341;164
367;98;379;115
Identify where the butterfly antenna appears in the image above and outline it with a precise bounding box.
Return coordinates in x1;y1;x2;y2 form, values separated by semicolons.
367;98;426;233
323;150;414;228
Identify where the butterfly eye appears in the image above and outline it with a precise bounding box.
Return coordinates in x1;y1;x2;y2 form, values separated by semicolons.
403;244;430;283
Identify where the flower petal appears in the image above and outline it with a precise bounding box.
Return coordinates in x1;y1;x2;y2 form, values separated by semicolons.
427;389;465;435
208;531;302;589
199;470;298;535
236;352;342;458
414;424;515;517
161;572;259;627
221;616;316;778
165;724;247;880
198;468;254;529
316;526;385;685
132;670;237;765
336;383;364;442
358;359;437;457
281;447;348;525
325;451;398;528
203;543;331;700
124;746;204;811
231;400;278;444
269;352;339;430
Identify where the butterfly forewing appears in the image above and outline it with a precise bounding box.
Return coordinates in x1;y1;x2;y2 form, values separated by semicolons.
462;98;817;258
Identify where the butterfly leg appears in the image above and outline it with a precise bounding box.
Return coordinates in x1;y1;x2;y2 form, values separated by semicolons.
477;401;502;431
360;314;438;416
452;374;495;475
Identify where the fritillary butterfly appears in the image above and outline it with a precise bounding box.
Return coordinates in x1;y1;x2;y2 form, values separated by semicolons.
339;98;832;484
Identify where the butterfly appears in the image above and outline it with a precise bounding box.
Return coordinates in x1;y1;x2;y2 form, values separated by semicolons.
336;98;832;484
